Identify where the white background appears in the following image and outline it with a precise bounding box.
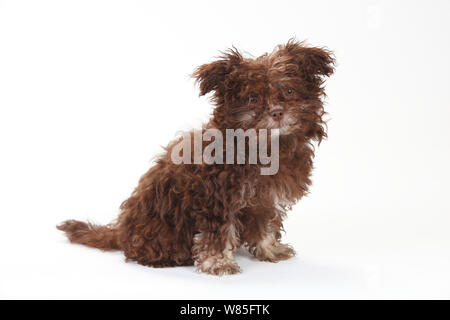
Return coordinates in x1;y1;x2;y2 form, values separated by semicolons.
1;0;449;299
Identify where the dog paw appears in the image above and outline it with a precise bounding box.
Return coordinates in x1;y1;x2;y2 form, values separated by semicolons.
252;243;295;262
197;257;241;276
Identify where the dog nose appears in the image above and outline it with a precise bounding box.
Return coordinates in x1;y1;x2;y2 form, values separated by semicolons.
269;108;284;121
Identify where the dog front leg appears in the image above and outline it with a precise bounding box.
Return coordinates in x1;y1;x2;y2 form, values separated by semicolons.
250;230;295;262
248;215;295;262
192;223;241;276
241;206;295;262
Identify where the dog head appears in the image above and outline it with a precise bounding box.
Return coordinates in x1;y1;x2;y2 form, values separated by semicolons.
193;39;335;141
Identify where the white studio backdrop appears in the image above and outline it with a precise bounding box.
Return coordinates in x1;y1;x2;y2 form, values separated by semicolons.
0;0;449;299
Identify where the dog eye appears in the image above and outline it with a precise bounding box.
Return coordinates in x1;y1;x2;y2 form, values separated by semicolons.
249;96;259;104
287;89;293;95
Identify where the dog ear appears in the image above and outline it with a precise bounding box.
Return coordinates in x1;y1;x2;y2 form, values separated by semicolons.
284;39;335;85
192;48;243;96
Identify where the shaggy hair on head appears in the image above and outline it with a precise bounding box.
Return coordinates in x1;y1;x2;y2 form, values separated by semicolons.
57;39;335;275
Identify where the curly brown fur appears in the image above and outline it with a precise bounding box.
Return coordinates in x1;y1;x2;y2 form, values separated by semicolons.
57;39;335;275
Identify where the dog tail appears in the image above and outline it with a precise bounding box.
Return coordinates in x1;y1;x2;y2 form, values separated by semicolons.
57;220;120;251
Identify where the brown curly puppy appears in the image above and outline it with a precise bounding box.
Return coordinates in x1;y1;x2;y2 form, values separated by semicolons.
57;39;335;275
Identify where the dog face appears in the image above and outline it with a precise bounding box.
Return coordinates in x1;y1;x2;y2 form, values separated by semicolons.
193;40;335;141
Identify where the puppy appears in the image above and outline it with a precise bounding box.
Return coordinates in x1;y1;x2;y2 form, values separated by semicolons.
57;39;335;275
